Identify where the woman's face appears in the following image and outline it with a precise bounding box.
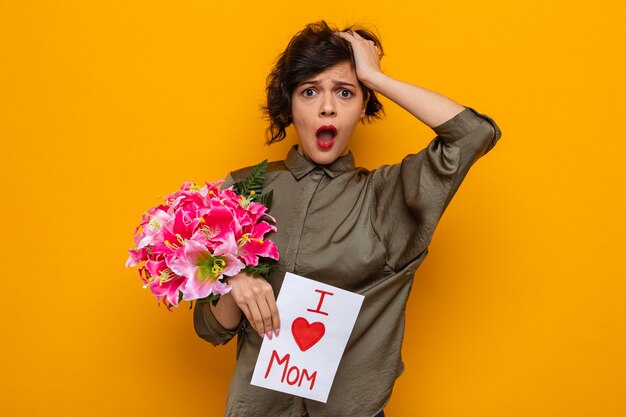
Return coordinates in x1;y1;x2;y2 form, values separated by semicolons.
291;61;367;165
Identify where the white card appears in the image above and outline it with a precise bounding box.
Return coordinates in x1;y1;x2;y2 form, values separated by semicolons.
250;272;364;403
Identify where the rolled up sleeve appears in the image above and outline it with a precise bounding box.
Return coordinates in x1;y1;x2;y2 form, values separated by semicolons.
370;106;502;271
193;301;245;346
433;106;501;154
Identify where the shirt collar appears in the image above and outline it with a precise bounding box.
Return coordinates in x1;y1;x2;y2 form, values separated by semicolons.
284;145;356;180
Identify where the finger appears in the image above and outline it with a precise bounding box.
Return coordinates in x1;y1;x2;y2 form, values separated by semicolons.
337;31;350;40
337;31;356;43
265;292;281;335
238;303;254;331
351;31;364;40
343;31;369;45
256;297;274;337
247;300;266;336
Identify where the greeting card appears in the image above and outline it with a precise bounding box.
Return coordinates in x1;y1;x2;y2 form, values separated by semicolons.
251;272;364;402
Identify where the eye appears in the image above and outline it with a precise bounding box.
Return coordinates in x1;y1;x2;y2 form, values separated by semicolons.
338;89;353;98
302;88;317;97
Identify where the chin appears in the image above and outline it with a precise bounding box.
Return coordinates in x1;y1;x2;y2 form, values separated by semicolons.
308;151;341;165
316;156;338;165
299;142;348;165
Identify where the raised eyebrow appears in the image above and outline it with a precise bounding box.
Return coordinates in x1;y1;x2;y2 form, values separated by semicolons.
297;80;357;88
333;80;357;88
298;80;319;87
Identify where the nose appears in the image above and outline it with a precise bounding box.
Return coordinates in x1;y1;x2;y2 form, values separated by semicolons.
319;94;336;117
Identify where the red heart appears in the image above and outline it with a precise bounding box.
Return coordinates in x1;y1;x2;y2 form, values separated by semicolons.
291;317;325;352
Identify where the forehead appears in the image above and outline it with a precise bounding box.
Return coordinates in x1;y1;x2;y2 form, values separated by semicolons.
299;61;358;85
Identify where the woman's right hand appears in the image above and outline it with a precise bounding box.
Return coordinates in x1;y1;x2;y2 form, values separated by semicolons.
228;271;280;338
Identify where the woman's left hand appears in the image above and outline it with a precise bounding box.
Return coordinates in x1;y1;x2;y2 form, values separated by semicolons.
337;31;383;89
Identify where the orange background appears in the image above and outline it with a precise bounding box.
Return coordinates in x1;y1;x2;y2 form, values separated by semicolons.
1;1;625;416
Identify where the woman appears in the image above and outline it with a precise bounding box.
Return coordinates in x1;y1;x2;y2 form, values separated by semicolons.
194;21;501;417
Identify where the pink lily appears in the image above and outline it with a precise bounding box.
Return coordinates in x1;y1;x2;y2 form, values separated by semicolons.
237;221;279;266
135;208;171;249
127;178;280;309
126;247;147;267
169;238;244;301
191;205;241;248
142;259;187;308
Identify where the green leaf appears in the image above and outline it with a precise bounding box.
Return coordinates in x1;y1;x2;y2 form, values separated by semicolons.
234;159;268;197
233;159;274;211
242;262;277;278
253;189;273;208
197;293;222;306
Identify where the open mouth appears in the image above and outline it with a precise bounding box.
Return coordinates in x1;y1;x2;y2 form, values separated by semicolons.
315;125;337;149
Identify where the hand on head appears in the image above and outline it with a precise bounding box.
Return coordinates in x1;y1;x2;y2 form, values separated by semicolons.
337;31;383;89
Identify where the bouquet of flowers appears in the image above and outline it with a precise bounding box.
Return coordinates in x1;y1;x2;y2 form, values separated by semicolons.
126;160;279;311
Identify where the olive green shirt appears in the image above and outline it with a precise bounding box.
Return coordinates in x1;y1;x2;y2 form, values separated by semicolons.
194;106;502;417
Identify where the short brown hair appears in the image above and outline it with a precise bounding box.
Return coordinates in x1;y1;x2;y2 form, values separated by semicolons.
262;20;384;144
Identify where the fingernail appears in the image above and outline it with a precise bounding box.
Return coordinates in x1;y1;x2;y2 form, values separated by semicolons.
267;331;273;340
260;332;265;338
274;328;280;337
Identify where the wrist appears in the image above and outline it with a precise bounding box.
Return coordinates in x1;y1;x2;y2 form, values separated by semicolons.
211;290;236;313
210;291;242;330
361;71;389;92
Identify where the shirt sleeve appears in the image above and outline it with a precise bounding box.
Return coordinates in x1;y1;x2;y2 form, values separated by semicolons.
193;300;246;346
221;172;236;189
370;106;502;271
